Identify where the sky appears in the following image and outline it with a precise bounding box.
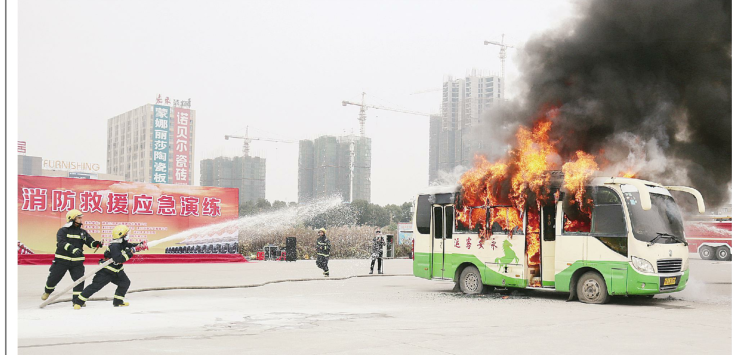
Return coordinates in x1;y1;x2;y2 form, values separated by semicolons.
18;0;575;205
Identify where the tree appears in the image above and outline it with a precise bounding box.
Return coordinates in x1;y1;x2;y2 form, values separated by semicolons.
272;200;287;210
255;198;272;213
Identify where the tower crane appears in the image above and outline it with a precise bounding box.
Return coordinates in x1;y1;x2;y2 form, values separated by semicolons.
224;126;294;156
342;92;433;137
484;34;515;100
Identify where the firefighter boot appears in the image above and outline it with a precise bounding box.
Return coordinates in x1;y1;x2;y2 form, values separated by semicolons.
41;293;50;301
73;304;82;310
369;269;373;274
323;271;330;277
114;302;130;307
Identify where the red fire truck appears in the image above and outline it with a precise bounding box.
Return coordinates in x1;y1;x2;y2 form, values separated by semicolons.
685;217;732;261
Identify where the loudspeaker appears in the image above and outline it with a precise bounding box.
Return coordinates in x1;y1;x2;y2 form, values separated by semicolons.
286;237;297;261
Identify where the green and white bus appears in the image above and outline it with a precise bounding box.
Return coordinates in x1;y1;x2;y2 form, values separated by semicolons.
412;177;705;304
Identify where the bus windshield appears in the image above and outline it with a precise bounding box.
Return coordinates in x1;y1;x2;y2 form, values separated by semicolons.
622;184;685;244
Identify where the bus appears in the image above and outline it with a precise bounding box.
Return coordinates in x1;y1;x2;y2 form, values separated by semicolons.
412;176;705;304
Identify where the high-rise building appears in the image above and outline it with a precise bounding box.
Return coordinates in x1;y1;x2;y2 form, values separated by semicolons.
298;135;371;203
200;156;266;204
107;103;196;184
429;72;502;183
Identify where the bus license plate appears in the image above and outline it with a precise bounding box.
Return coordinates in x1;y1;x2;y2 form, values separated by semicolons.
663;277;676;286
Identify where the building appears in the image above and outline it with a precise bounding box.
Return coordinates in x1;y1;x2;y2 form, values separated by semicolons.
18;155;124;180
200;156;266;204
106;102;196;184
428;72;502;183
298;135;371;203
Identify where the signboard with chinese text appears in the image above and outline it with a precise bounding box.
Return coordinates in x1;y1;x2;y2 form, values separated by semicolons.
18;175;238;254
172;107;191;185
152;105;171;184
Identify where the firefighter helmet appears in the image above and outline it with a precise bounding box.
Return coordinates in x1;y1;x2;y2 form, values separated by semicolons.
112;225;130;239
66;209;83;222
318;228;326;233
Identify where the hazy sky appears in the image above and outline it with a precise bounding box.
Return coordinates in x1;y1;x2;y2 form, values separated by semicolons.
18;0;574;205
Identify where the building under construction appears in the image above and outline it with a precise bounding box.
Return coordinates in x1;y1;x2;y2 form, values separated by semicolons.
200;156;266;204
298;135;371;203
429;72;503;183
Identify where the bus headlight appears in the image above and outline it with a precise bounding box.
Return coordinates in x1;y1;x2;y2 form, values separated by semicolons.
631;256;655;274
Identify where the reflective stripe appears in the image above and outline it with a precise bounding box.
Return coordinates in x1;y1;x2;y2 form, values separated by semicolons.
317;242;328;245
122;252;130;261
114;295;125;300
45;285;55;290
64;244;71;250
73;292;81;295
66;234;82;239
317;253;329;257
54;254;85;261
78;295;88;301
104;266;123;273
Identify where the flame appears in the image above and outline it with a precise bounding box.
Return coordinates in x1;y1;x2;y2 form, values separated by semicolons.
456;107;603;267
620;171;637;178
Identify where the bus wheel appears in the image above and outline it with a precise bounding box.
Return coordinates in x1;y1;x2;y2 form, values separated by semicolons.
459;266;484;295
576;271;609;304
715;246;731;261
699;246;715;260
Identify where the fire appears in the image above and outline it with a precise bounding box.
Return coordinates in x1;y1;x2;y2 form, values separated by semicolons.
621;171;637;178
457;107;605;268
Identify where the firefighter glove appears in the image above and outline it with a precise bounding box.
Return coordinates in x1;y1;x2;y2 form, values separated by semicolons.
92;241;103;248
72;248;82;257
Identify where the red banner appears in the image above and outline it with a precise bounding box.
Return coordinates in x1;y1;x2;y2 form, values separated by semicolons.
18;175;238;254
173;107;191;185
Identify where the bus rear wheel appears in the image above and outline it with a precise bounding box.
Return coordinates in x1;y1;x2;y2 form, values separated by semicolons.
459;266;484;295
576;271;609;304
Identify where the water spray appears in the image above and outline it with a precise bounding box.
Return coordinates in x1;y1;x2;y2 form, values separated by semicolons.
39;197;344;308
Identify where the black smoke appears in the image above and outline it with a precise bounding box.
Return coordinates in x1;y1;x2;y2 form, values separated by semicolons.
478;0;732;208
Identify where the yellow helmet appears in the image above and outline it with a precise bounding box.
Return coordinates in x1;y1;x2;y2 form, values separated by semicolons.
318;228;326;233
112;225;130;239
66;209;83;222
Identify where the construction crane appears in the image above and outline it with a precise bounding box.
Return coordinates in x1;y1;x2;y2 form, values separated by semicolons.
484;34;515;100
224;126;294;157
342;92;432;137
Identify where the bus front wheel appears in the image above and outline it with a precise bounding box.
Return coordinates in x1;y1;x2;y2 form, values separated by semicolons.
459;266;484;295
576;271;609;304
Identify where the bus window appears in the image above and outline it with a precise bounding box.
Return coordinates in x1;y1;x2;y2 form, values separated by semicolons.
455;207;486;233
416;195;431;234
562;190;593;234
591;186;627;256
433;206;444;239
445;206;454;239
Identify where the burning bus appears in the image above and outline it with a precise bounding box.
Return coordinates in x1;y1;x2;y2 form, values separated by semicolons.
411;116;708;304
412;175;704;304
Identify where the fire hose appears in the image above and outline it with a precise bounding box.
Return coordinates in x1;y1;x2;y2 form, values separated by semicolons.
40;273;413;308
39;240;150;309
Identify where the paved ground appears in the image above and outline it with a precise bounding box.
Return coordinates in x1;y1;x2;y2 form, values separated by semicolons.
17;256;732;355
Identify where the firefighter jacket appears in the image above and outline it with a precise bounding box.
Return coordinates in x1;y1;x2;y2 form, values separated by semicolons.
101;240;139;273
371;237;385;258
316;236;331;257
54;222;98;262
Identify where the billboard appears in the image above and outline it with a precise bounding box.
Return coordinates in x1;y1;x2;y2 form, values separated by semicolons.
152;105;171;183
173;107;191;185
18;175;238;254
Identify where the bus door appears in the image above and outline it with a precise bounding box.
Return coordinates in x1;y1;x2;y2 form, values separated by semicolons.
541;204;556;287
431;205;453;279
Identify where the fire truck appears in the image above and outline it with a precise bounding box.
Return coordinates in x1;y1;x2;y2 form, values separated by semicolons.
685;217;732;261
412;176;704;304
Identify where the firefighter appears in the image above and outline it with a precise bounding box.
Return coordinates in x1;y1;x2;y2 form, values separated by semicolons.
41;209;103;305
73;225;148;309
315;228;331;277
370;230;385;274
